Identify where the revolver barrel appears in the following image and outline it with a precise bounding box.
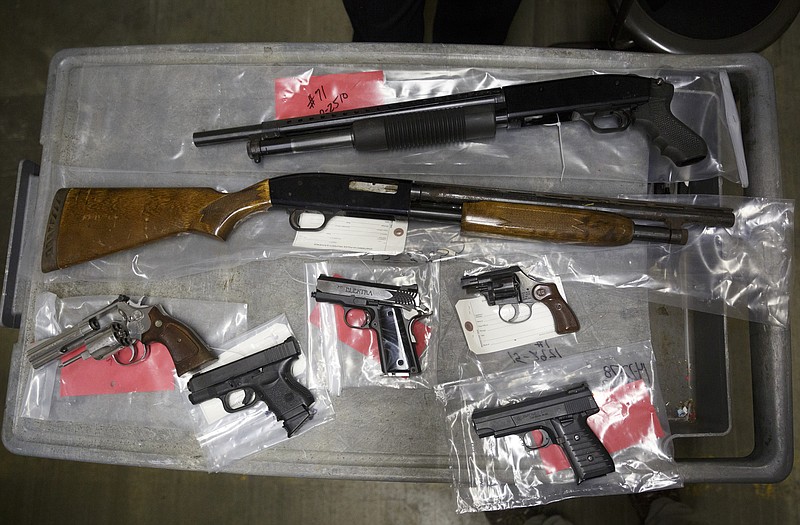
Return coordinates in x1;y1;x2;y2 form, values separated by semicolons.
27;321;133;369
26;295;131;369
27;321;98;368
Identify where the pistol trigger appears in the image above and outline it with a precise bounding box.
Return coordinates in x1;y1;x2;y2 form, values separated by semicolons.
498;303;518;323
223;388;257;412
521;430;552;451
407;314;421;343
343;307;371;329
241;388;257;408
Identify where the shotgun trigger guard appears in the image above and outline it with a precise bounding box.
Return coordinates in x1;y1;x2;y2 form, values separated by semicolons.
288;209;334;232
581;109;633;134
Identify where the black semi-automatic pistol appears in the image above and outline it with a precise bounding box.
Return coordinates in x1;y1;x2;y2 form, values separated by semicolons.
187;337;315;437
471;383;614;484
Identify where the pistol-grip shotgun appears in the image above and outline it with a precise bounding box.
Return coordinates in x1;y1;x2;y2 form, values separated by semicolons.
140;306;217;376
633;79;708;167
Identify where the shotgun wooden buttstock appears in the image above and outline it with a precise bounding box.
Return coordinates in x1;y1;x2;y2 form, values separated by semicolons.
41;180;272;272
460;201;635;246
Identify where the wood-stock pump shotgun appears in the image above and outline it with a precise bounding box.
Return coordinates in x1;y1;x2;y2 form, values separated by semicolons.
41;172;735;273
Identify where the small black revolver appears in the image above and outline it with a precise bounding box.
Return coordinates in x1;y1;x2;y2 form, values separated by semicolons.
461;266;579;333
471;383;614;484
187;337;315;437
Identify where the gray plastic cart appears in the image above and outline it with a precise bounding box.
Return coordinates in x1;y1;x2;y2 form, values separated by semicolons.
1;44;791;484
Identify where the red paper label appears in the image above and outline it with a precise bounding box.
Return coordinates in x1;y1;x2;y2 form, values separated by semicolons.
59;342;175;397
536;380;665;473
274;70;387;119
309;302;430;362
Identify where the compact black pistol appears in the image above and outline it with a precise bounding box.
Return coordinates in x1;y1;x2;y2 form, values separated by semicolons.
187;337;314;437
471;383;614;484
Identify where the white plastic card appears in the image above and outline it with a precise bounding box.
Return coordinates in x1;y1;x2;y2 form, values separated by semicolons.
456;278;569;354
292;214;408;254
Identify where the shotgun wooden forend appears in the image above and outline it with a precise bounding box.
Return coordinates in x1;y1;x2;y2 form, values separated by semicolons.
41;179;273;273
460;201;635;246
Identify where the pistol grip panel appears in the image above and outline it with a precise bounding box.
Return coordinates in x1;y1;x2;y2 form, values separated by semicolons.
142;306;217;376
635;80;708;167
554;413;615;484
258;359;315;437
533;283;580;334
374;305;421;376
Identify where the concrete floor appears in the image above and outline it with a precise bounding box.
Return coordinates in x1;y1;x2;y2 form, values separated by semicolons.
0;1;798;523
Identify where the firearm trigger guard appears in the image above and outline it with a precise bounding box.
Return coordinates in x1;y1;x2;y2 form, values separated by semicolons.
522;429;552;450
112;341;150;366
223;388;258;412
343;306;372;329
586;109;632;134
288;209;332;232
498;303;533;324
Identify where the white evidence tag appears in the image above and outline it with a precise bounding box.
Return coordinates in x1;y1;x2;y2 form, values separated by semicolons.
292;214;407;254
455;278;569;355
194;323;298;424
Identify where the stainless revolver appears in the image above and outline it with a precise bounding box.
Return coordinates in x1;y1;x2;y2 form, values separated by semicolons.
27;295;217;376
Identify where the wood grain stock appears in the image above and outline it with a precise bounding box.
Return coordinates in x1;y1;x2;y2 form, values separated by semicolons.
461;201;635;246
42;180;272;272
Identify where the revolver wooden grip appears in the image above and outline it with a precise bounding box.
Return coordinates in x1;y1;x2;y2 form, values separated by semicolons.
533;283;580;334
141;306;217;376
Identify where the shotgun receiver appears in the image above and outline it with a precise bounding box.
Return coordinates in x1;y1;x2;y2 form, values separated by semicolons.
193;74;707;167
41;172;736;272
